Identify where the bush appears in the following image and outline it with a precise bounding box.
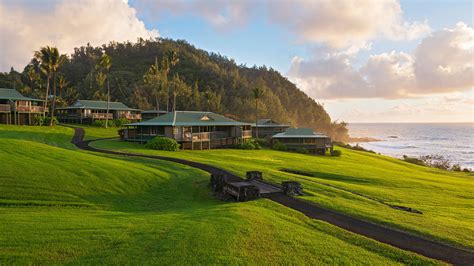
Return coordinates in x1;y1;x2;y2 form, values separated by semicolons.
402;155;425;166
239;139;261;150
331;150;342;157
34;116;58;126
295;148;309;154
114;118;130;127
145;136;180;151
92;120;107;127
254;138;270;148
272;140;287;151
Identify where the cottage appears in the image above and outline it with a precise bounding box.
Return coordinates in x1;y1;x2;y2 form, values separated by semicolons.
252;118;290;138
272;128;333;155
55;100;141;124
141;109;168;121
120;111;252;150
0;88;45;125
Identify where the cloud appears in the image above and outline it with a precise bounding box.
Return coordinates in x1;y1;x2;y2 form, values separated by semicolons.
0;0;158;72
267;0;430;49
289;23;474;99
134;0;255;31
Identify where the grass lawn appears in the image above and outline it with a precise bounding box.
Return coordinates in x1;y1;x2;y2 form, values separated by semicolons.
91;133;474;250
0;125;439;264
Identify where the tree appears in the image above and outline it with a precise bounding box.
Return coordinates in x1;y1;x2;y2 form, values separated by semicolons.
192;80;201;110
34;46;66;124
165;50;179;111
57;75;69;98
25;65;39;92
171;73;190;111
252;87;265;138
143;57;162;110
95;53;112;128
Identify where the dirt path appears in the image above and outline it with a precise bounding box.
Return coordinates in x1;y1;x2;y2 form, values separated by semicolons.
72;127;474;265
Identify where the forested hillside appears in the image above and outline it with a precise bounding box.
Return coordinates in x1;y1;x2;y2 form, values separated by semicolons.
0;38;348;140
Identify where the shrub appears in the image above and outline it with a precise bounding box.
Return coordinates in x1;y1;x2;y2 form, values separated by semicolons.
241;141;256;150
272;140;287;151
331;150;342;157
92;120;107;127
402;155;425;166
295;148;309;154
114;118;130;127
451;164;462;172
145;136;180;151
34;116;58;126
254;138;270;148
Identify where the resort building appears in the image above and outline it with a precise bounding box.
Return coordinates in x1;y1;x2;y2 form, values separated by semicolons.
120;111;252;150
272;128;333;155
252;118;290;138
0;88;45;125
55;100;141;124
141;109;168;121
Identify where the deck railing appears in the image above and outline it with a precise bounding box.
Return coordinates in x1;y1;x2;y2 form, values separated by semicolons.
90;113;113;119
242;130;252;137
0;104;10;112
123;113;141;120
15;105;44;113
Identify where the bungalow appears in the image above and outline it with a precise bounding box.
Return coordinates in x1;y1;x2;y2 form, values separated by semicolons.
272;128;333;155
55;100;141;124
141;109;168;121
252;118;290;138
0;88;45;125
120;111;252;150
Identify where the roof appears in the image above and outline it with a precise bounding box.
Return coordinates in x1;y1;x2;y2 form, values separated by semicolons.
128;111;251;127
142;110;168;114
254;118;290;128
272;128;330;139
0;88;43;102
56;100;139;111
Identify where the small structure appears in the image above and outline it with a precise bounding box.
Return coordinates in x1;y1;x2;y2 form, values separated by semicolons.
272;128;333;155
0;88;45;125
120;111;252;150
141;109;168;121
252;119;290;138
55;100;141;124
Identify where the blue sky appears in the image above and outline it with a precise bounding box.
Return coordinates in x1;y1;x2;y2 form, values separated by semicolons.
1;0;472;122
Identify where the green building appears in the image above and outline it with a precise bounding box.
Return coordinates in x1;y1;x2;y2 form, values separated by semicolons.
0;88;45;125
120;111;252;150
55;100;141;124
252;119;290;138
272;128;333;155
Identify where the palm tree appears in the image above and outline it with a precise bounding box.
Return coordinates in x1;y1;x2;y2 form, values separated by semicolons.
35;46;66;124
26;65;39;92
143;57;162;110
95;53;112;128
165;50;179;111
57;75;69;99
252;87;265;138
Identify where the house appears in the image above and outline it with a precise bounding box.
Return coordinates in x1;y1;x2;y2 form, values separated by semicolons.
141;109;168;121
252;118;290;138
55;100;141;124
0;88;45;125
120;111;253;150
272;128;333;155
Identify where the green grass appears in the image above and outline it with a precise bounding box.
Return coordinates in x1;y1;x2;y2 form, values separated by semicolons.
92;136;474;250
0;125;439;264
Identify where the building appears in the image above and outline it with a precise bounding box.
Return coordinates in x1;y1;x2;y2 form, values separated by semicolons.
141;109;168;121
252;118;290;138
272;128;333;155
55;100;141;124
0;88;45;125
120;111;252;150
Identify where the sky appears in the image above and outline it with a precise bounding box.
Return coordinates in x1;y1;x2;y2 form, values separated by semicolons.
0;0;472;123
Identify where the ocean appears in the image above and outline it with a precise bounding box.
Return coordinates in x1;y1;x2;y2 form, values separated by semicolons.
348;123;474;169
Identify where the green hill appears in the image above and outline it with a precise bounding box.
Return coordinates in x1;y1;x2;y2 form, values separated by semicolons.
0;125;437;264
1;38;348;140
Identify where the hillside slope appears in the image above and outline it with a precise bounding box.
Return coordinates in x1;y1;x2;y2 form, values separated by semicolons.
0;125;434;264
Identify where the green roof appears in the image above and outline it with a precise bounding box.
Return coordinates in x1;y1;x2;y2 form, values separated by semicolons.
129;111;251;126
272;128;329;139
142;110;168;114
56;100;138;111
253;118;290;128
0;88;43;101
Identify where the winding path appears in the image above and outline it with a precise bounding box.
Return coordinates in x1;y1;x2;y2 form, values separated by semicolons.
72;127;474;265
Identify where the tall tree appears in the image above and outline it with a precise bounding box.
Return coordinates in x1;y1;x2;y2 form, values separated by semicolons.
143;57;162;110
165;50;179;111
171;73;190;111
192;80;201;110
57;75;69;98
95;53;112;128
252;87;265;138
35;46;66;124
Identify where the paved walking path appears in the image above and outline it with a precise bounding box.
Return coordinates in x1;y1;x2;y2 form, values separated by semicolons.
72;127;474;265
